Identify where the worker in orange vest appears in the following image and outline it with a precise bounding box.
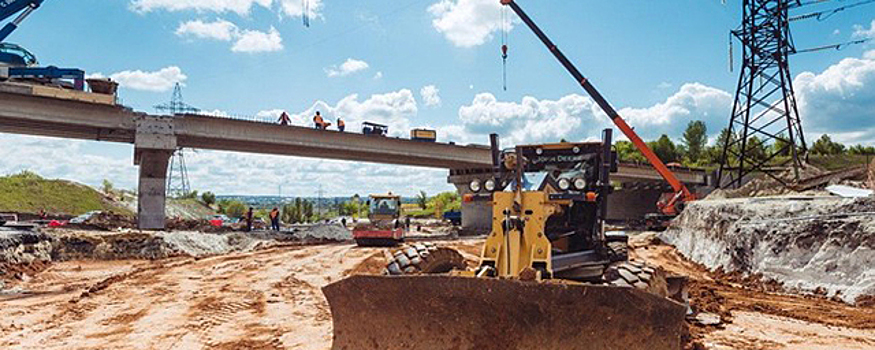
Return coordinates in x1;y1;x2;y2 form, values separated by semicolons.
337;118;345;132
313;111;324;129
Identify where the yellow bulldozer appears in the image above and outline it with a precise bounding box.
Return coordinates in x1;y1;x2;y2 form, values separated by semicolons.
323;130;688;349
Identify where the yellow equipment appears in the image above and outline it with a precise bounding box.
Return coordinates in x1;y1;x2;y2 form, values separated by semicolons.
323;130;688;350
410;128;437;142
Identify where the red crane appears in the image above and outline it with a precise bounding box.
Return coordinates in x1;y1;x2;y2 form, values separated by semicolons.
500;0;697;216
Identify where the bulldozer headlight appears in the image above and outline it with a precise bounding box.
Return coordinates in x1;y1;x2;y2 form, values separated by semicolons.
484;179;496;192
469;179;481;192
573;178;587;190
557;178;571;191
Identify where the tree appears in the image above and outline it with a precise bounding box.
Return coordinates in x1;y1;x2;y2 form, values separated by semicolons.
416;191;428;210
703;128;736;166
811;134;845;155
848;144;875;155
614;141;647;163
744;136;768;165
771;134;791;157
201;191;216;206
224;200;247;218
102;179;114;194
682;121;707;163
648;134;680;163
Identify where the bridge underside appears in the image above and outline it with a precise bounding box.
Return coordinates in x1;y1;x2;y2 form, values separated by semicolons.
0;84;710;230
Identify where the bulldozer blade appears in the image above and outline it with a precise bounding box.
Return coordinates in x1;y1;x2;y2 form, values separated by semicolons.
322;275;687;350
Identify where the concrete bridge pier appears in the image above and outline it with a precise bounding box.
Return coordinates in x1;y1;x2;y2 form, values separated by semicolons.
134;115;176;230
448;170;493;235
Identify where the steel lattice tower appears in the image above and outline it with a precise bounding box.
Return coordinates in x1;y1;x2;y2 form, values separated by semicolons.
718;0;807;188
155;83;199;197
166;150;191;198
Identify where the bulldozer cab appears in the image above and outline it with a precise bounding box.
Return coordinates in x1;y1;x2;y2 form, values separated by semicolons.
367;194;400;221
467;129;620;281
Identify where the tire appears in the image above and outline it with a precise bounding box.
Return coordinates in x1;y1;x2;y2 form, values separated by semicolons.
603;260;670;299
384;243;466;275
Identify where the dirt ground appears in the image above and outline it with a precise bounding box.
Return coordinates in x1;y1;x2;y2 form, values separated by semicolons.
0;234;872;350
630;233;875;350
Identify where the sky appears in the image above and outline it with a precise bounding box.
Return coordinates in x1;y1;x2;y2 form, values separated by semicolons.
0;0;874;197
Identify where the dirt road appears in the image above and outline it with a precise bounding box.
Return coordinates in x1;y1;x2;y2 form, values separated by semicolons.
0;243;375;349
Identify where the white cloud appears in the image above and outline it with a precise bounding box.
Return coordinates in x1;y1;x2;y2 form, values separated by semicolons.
130;0;272;15
176;19;238;41
448;92;597;145
325;58;370;77
0;134;138;190
176;19;283;53
373;71;383;80
420;85;442;107
428;0;513;48
231;27;283;52
278;0;324;19
618;83;732;136
853;20;875;40
443;83;734;147
794;51;875;141
295;89;418;136
99;66;187;92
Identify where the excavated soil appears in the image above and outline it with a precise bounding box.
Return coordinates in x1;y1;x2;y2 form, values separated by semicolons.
631;233;875;349
661;196;875;304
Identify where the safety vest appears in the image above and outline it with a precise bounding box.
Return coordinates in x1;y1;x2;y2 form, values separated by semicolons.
314;115;324;124
338;119;345;127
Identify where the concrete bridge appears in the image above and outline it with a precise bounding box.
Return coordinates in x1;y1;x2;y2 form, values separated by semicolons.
0;83;709;230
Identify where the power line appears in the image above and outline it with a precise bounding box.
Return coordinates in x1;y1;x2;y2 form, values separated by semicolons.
790;0;875;21
795;38;871;53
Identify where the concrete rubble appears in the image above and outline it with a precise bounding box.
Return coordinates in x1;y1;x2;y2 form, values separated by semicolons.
661;195;875;304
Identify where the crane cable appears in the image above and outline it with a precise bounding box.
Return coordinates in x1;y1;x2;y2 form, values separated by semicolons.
501;5;509;91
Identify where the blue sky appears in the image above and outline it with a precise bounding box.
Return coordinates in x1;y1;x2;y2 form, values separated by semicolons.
1;0;874;196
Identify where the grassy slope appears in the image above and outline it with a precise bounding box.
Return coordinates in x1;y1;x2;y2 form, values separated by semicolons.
0;172;131;216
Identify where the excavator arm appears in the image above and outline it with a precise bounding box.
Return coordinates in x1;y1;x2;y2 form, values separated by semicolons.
500;0;695;214
0;0;43;42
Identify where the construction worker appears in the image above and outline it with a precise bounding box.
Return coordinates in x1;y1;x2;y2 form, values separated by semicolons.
313;111;323;129
269;207;280;231
245;207;254;232
278;111;291;126
337;117;345;132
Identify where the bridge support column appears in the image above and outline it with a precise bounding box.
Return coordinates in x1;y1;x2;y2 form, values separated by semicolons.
134;115;176;230
136;149;172;229
448;170;493;235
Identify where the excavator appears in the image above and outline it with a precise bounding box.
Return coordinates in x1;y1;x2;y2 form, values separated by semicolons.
323;1;694;348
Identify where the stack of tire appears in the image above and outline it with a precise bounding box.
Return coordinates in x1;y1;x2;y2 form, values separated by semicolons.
384;242;467;275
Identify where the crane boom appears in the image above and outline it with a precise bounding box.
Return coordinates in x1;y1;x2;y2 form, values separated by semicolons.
500;0;694;213
0;0;43;42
